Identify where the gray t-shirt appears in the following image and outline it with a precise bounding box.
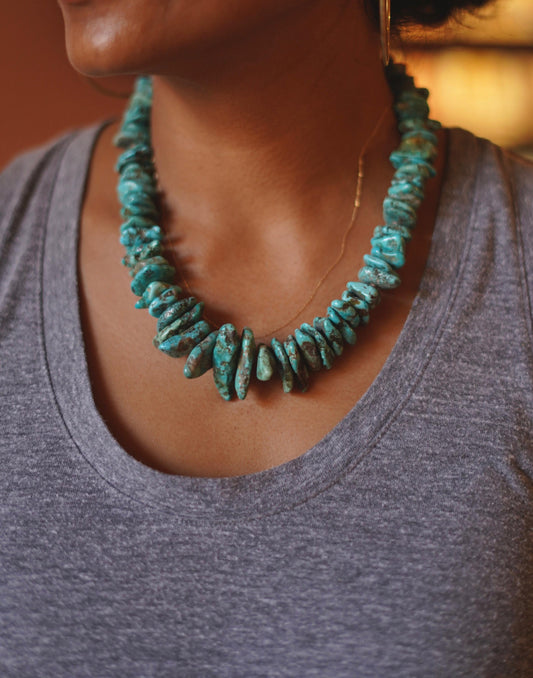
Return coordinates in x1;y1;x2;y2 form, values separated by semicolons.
0;126;532;677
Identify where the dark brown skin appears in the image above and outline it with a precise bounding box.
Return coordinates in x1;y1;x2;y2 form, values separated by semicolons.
59;0;447;477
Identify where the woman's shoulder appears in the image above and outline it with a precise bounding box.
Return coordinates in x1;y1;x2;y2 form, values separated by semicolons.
0;124;105;240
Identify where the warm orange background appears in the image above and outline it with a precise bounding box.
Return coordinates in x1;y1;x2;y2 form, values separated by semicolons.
1;1;132;170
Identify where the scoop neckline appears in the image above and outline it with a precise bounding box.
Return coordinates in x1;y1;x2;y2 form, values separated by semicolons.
41;124;480;522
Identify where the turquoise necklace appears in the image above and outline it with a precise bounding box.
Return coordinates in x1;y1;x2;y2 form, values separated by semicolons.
114;63;439;401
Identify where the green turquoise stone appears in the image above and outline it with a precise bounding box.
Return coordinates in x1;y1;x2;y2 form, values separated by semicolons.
120;205;158;221
156;320;211;358
389;177;425;198
120;225;162;248
271;338;294;394
156;297;197;332
389;155;436;177
373;224;412;242
383;197;417;227
116;144;153;174
118;179;154;201
134;281;173;309
370;245;405;269
256;344;276;381
148;286;184;318
313;317;343;356
294;328;322;372
130;258;175;296
327;308;357;345
402;128;438;145
300;323;334;370
346;281;381;308
341;292;370;325
213;324;241;401
331;298;358;319
153;302;205;347
393;162;432;185
184;331;218;379
235;328;256;400
329;304;359;330
358;265;401;290
284;335;309;392
363;254;394;271
122;240;162;268
370;233;406;268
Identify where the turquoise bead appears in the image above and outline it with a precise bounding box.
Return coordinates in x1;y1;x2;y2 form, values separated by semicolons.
373;224;412;242
235;328;256;400
330;302;360;330
370;233;406;269
383;197;417;227
256;344;276;381
116;144;153;173
122;240;162;268
313;317;343;356
294;328;322;372
120;225;162;249
130;257;175;296
156;320;211;358
156;297;197;332
300;323;334;370
346;281;381;308
358;265;401;290
402;128;438;144
213;324;241;401
331;298;357;319
327;308;357;345
340;292;370;325
371;245;405;269
271;338;294;393
148;286;183;318
135;281;174;309
389;154;436;177
393;162;433;184
284;334;309;392
184;331;218;379
154;302;205;347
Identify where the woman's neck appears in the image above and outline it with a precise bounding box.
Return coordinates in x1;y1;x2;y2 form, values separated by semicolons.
149;1;396;241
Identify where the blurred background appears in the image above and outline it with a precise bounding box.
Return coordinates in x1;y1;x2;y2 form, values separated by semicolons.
1;0;532;169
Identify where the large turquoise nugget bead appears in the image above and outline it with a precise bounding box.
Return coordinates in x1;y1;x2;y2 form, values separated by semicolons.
313;317;343;356
359;254;401;290
130;257;175;296
154;302;205;347
340;292;370;325
300;323;334;370
213;324;241;401
256;344;276;381
346;281;381;308
148;285;183;317
135;281;174;309
157;297;197;332
271;338;294;394
235;328;256;400
284;335;309;392
184;331;218;379
156;320;211;358
327;308;357;345
330;299;360;329
294;327;322;372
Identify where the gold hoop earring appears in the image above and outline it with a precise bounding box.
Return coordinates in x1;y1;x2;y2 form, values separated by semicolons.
379;0;391;67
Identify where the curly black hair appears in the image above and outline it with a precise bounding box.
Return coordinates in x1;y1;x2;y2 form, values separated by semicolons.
368;0;496;28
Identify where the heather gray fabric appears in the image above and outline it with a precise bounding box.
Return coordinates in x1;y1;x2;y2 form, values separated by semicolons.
0;125;532;678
